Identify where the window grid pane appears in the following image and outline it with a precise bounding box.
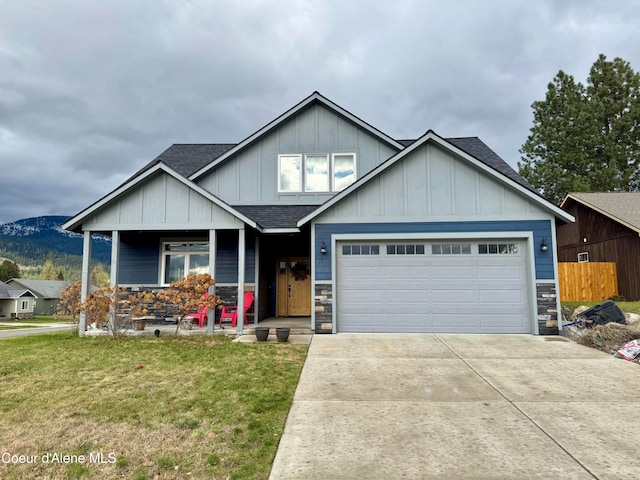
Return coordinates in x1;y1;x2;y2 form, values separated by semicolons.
279;155;301;192
305;155;329;192
333;154;356;191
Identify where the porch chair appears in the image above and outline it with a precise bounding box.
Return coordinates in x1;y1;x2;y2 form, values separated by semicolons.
219;291;254;328
185;293;209;328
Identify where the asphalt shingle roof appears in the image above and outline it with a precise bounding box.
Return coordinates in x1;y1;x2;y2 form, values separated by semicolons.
445;137;536;193
6;279;71;298
563;192;640;232
234;205;318;229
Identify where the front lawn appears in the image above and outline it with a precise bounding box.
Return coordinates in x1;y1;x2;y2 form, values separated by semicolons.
0;332;308;479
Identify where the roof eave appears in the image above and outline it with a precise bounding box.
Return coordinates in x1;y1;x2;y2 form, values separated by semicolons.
562;193;639;234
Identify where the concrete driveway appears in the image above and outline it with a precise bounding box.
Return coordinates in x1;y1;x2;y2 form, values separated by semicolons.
270;334;640;479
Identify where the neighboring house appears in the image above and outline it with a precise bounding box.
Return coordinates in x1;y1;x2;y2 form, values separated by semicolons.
64;92;573;335
558;192;640;300
0;281;35;319
5;279;71;315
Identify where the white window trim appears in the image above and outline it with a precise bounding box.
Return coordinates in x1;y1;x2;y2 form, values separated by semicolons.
278;152;357;193
159;241;210;286
331;153;357;191
20;299;30;311
278;154;302;193
578;252;589;263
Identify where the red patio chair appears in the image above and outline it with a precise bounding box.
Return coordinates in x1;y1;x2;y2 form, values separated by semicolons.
186;293;209;328
219;291;254;328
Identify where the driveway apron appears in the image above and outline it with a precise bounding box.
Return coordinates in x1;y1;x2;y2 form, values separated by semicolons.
270;333;640;480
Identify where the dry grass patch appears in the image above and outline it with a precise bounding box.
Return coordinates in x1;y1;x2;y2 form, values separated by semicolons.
0;332;308;479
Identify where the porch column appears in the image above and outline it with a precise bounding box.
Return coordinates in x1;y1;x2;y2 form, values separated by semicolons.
237;226;245;335
110;230;120;287
207;229;217;334
79;231;92;336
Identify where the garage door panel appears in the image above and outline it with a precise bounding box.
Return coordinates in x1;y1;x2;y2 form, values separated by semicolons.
478;265;522;279
340;314;387;331
337;240;531;334
432;266;476;280
432;289;477;303
479;289;524;303
480;314;528;331
433;314;479;329
385;266;429;280
341;265;382;280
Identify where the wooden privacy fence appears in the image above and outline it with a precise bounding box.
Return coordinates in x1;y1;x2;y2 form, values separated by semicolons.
558;262;618;302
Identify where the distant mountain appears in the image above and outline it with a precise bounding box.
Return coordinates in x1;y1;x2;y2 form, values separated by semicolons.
0;216;111;268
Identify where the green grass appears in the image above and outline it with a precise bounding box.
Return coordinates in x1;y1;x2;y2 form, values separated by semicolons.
0;332;308;479
29;315;74;324
0;325;40;330
562;300;640;315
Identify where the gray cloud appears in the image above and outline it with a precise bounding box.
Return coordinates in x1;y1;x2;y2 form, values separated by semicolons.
2;0;640;223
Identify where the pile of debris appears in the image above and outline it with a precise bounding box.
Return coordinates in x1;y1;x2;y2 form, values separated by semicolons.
563;300;640;363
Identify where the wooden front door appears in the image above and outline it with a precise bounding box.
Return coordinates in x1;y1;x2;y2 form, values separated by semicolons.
276;257;311;316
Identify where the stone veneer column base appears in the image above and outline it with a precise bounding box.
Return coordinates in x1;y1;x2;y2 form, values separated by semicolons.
314;284;333;334
537;283;559;335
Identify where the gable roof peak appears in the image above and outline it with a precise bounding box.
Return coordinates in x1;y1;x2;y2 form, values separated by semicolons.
188;92;404;180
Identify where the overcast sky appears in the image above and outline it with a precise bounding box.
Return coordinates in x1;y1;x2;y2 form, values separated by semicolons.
2;0;640;224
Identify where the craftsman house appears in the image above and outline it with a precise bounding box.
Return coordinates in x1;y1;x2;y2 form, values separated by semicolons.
0;281;35;319
5;279;71;315
64;92;573;335
558;192;640;300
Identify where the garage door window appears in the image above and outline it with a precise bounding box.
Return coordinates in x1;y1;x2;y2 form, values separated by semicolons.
479;243;519;255
386;244;425;255
342;244;380;255
431;243;471;255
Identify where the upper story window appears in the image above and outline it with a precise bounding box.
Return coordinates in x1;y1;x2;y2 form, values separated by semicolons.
162;242;209;285
278;153;356;193
332;153;356;191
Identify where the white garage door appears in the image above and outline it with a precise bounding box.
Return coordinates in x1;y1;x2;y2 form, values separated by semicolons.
337;240;531;333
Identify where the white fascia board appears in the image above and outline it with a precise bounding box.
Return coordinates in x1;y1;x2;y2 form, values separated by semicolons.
261;228;300;234
562;194;640;235
63;163;259;232
298;131;575;227
188;92;404;181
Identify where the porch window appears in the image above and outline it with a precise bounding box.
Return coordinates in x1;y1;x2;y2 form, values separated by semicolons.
162;242;209;284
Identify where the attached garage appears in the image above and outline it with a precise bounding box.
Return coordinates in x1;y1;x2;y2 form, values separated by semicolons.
336;239;532;333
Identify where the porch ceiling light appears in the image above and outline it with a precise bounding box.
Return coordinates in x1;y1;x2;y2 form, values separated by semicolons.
320;242;327;255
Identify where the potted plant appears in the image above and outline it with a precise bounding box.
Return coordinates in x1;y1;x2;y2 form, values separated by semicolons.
255;326;270;341
276;327;290;342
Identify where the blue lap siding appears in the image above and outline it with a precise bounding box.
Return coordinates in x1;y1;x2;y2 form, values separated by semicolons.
314;220;554;281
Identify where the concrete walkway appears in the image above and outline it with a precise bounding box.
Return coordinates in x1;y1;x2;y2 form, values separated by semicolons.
270;334;640;479
0;322;75;339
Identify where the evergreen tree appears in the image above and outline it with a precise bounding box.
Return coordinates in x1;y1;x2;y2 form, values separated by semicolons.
0;260;20;281
519;54;640;204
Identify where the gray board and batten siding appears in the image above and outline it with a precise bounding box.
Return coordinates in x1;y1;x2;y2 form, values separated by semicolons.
81;170;245;232
196;103;399;206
